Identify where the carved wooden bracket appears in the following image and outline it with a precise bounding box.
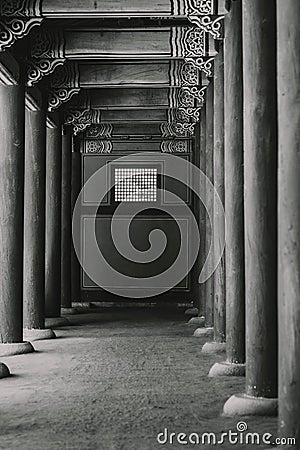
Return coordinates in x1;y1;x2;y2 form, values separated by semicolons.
0;17;42;51
177;86;207;110
178;107;202;122
27;27;65;86
48;62;80;112
0;1;41;17
160;122;195;138
161;140;190;153
182;0;215;15
172;27;207;58
179;61;201;86
85;140;113;154
188;15;224;40
86;124;113;139
184;56;214;77
64;109;104;135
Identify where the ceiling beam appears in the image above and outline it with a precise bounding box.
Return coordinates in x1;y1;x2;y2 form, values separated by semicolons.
40;0;217;18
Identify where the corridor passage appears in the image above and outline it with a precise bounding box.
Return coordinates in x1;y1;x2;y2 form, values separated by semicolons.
0;308;277;450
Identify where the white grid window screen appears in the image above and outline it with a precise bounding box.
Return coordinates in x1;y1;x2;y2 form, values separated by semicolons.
114;167;158;202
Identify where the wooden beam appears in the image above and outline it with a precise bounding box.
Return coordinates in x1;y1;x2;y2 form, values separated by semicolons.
41;0;215;18
82;139;192;154
67;88;205;109
100;109;171;122
79;62;178;87
65;28;208;59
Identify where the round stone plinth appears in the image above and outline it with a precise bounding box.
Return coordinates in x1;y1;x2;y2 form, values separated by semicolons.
0;362;10;378
23;328;56;342
193;327;213;337
45;317;70;328
187;316;205;326
61;307;79;316
223;394;278;417
201;342;226;355
0;341;35;357
209;361;246;377
184;307;199;317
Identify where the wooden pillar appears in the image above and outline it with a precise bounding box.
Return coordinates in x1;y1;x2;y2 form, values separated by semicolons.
198;111;206;322
277;0;300;442
45;118;63;319
0;81;34;357
61;126;76;314
213;45;226;345
224;0;278;415
204;82;214;328
187;121;206;327
209;0;245;376
23;103;55;341
193;106;213;337
202;47;226;355
71;143;82;304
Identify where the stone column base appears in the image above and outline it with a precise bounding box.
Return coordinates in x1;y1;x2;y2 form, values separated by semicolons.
223;394;278;417
23;328;56;342
184;307;199;317
209;361;246;377
193;327;214;337
0;341;35;357
187;316;205;326
201;341;226;354
61;307;79;315
0;362;10;378
45;317;70;328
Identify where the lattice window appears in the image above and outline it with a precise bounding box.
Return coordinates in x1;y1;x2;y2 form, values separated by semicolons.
114;168;157;202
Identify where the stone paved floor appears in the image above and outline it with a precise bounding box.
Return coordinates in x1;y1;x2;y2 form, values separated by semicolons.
0;308;277;450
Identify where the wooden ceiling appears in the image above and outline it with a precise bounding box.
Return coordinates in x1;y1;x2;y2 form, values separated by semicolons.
0;0;228;143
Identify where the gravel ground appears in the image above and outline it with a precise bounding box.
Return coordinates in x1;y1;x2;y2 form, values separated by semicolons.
0;309;278;450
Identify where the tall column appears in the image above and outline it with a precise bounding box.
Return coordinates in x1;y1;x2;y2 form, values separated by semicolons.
71;143;82;304
61;127;77;315
23;102;56;341
45;117;68;327
193;105;212;337
209;0;245;377
277;0;300;442
224;0;278;416
204;82;214;328
202;45;226;356
188;122;205;327
0;81;34;357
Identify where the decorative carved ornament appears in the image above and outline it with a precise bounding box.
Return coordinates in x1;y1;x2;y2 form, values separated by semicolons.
178;107;202;122
48;62;80;112
188;15;224;40
171;27;206;58
0;17;42;51
177;86;207;109
172;0;214;15
160;122;195;138
86;124;113;139
0;1;41;16
64;109;103;136
27;27;65;86
85;140;112;154
184;56;214;77
161;140;190;153
179;61;200;86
